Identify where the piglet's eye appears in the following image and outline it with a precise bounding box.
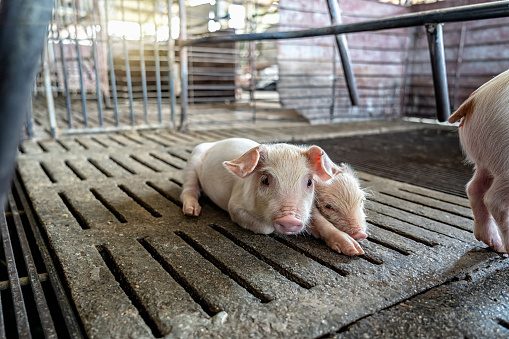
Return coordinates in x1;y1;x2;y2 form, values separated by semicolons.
325;204;333;209
307;179;312;187
261;176;270;186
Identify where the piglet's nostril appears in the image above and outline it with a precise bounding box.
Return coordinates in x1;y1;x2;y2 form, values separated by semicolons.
273;216;304;234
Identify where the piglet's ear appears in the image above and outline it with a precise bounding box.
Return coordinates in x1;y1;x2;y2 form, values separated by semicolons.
224;145;265;178
306;146;338;181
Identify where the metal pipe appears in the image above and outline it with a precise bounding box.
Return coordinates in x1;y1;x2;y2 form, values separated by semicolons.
167;0;176;129
326;0;359;106
91;32;103;126
0;0;53;216
138;0;149;124
26;97;34;138
425;23;450;122
104;0;119;126
153;0;163;123
178;0;189;131
44;45;58;138
121;0;135;125
55;0;72;128
185;1;509;45
71;0;88;127
453;23;467;109
330;48;337;122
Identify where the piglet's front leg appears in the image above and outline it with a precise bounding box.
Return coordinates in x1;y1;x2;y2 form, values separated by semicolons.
309;205;364;255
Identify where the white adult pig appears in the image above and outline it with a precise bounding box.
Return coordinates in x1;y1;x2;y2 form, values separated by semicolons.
309;163;367;255
181;138;335;234
448;69;509;253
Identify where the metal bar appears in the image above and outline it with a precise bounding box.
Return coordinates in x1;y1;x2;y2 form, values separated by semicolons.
121;0;135;125
91;1;103;126
425;23;450;122
453;23;467;109
26;97;34;138
167;0;176;129
8;192;57;338
326;0;359;106
185;1;509;45
178;0;189;131
43;46;58;139
330;48;337;121
138;0;149;124
0;209;30;337
13;177;84;338
104;0;119;126
153;0;163;123
71;0;88;127
55;0;72;128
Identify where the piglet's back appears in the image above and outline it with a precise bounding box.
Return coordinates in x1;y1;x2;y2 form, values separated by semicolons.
457;70;509;176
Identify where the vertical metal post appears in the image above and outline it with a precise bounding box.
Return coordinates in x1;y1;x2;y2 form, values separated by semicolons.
178;0;188;131
105;0;119;126
426;23;450;122
330;47;337;122
153;0;163;123
0;0;53;208
326;0;359;106
44;45;58;138
121;0;135;125
453;23;467;109
138;0;149;124
249;1;257;122
167;0;176;129
26;97;34;138
249;40;256;122
55;0;72;128
91;0;103;126
72;0;88;126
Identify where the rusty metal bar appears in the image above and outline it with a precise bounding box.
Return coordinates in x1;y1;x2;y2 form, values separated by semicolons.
178;0;189;131
326;0;359;106
425;23;450;122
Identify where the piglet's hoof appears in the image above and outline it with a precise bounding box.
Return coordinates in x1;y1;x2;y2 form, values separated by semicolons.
326;234;364;255
182;198;202;217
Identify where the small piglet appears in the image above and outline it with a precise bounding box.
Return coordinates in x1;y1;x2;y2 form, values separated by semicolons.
309;163;367;255
181;138;335;234
448;69;509;253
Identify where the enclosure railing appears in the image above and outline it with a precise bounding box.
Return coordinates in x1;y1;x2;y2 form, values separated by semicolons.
178;0;509;130
36;0;509;136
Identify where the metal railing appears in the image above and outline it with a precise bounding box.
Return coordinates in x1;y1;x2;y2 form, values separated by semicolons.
32;0;509;137
179;0;509;127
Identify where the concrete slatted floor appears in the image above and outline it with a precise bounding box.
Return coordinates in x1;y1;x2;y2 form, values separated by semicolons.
16;121;509;338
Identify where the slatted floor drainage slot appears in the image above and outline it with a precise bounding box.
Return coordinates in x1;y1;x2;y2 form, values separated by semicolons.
96;245;164;338
138;238;219;317
174;231;273;303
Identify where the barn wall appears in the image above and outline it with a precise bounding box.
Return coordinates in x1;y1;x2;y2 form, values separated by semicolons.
278;0;410;123
404;0;509;118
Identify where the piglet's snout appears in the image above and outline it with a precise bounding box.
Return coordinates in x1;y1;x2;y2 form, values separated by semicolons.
273;216;304;234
